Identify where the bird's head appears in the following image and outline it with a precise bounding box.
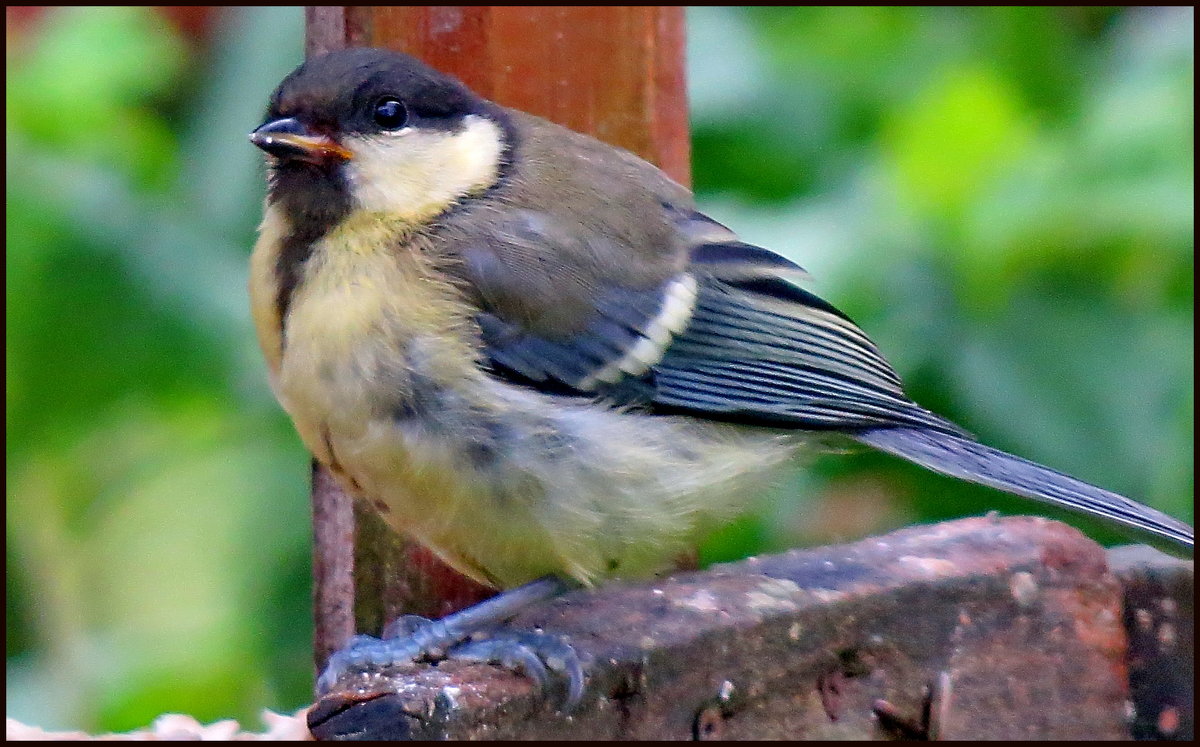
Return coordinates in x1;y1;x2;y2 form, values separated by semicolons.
250;48;511;231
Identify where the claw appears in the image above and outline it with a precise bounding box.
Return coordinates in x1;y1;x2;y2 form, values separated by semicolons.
450;631;585;710
453;638;549;690
317;632;428;694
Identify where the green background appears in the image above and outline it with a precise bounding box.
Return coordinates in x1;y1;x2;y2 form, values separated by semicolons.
6;6;1193;732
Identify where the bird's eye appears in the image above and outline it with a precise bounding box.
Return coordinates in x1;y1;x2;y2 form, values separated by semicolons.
372;97;408;130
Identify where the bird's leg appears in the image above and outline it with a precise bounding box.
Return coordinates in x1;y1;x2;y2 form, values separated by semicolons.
316;576;583;707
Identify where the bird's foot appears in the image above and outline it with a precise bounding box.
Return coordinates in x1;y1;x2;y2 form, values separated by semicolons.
317;616;584;710
316;614;451;694
316;576;581;707
451;629;585;709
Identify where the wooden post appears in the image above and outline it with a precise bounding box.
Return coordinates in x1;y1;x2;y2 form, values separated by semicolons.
304;5;690;671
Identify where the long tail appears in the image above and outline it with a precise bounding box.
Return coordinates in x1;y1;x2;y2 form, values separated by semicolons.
853;426;1194;553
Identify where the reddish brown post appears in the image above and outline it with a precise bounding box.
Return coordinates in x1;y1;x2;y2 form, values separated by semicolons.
304;5;690;670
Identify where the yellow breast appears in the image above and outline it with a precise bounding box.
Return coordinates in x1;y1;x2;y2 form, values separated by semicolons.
250;206;536;585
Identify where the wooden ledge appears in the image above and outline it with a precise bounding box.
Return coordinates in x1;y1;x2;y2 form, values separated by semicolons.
310;516;1194;740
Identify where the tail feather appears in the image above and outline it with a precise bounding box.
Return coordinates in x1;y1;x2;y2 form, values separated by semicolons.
853;426;1194;552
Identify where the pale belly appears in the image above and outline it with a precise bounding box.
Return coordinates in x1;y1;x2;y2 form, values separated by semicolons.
278;330;795;588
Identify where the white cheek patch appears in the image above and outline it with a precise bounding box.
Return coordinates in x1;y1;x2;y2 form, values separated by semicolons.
343;115;505;224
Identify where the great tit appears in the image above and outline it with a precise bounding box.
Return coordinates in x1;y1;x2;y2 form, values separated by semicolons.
249;48;1192;695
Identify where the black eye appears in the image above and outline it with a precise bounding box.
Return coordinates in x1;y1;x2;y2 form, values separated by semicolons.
372;97;408;129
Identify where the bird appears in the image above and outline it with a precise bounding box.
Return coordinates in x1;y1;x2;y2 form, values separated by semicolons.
248;48;1193;701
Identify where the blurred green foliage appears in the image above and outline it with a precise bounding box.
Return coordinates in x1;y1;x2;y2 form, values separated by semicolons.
689;6;1193;562
5;5;1192;733
8;6;311;731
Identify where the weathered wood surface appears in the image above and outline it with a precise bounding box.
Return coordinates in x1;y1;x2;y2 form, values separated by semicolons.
308;516;1174;740
1111;545;1194;741
305;5;690;670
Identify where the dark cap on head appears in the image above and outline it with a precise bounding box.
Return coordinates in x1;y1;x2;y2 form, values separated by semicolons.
265;48;493;135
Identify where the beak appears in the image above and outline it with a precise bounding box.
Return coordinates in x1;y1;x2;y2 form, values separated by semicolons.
249;118;352;164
